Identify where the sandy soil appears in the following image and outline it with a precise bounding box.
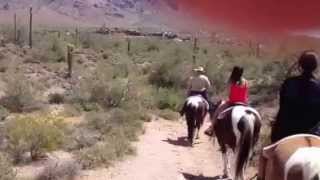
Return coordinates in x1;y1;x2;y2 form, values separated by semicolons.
77;118;256;180
16;117;257;180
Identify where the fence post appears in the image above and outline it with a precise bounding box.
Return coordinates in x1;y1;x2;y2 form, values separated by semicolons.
29;7;33;48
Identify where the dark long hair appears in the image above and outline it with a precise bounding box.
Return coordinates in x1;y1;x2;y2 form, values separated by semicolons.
298;50;318;78
229;66;244;84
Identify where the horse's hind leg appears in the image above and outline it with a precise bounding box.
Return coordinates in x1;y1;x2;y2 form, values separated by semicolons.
186;116;195;145
220;145;231;178
195;118;201;140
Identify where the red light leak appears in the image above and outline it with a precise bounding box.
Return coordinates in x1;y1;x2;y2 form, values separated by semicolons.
176;0;320;35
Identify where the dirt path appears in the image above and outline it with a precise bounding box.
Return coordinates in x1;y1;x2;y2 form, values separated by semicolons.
78;117;256;180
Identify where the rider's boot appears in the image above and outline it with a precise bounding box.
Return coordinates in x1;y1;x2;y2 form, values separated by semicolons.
204;125;214;136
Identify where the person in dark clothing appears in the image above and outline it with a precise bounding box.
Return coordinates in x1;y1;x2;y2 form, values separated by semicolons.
271;50;320;143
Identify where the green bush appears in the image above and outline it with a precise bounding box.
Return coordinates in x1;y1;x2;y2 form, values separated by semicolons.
86;108;144;141
34;36;66;63
0;75;39;113
0;106;9;121
0;153;16;180
89;78;128;109
148;47;191;89
77;136;135;169
36;161;80;180
48;93;65;104
6;115;66;162
158;109;179;120
154;88;183;111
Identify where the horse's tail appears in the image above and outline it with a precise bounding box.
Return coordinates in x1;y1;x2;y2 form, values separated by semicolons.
235;114;255;180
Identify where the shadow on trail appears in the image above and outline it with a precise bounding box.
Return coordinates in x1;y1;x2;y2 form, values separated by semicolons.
182;173;231;180
162;137;190;147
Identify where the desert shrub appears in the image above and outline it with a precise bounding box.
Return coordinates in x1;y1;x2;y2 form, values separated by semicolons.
47;37;65;62
89;78;128;109
0;153;16;180
6;115;66;162
57;104;82;118
65;128;100;151
86;108;144;141
0;106;9;121
154;88;183;111
102;52;109;60
148;47;191;89
77;136;135;169
158;109;179;120
0;75;39;113
35;36;65;63
36;161;80;180
149;61;185;88
48;93;65;104
147;44;159;52
250;60;290;105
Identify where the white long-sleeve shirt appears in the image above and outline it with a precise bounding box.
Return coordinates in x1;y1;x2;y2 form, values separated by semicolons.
187;75;211;92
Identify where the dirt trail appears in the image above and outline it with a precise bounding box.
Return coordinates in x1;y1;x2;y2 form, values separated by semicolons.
78;117;256;180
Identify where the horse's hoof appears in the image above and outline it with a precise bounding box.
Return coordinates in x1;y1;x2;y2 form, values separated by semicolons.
204;130;213;137
220;174;229;179
195;136;200;140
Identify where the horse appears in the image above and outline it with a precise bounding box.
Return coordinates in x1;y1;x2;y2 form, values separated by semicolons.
213;103;261;180
258;134;320;180
180;95;209;146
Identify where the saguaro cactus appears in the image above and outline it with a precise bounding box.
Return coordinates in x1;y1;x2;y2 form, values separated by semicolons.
192;37;198;64
14;13;17;44
127;38;131;54
67;44;74;78
29;7;33;48
75;28;79;47
193;37;198;53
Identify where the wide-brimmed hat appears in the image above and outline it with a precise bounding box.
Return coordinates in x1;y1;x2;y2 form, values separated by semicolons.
193;66;205;72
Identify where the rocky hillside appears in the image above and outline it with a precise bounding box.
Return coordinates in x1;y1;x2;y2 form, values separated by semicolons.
0;0;179;28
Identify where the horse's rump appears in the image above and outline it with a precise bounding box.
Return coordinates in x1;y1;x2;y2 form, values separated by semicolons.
214;104;261;180
260;134;320;180
181;95;209;116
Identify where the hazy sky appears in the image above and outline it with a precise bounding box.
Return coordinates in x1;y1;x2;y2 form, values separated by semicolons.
176;0;320;35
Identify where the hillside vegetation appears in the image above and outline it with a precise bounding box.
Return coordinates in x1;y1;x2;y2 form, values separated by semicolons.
0;25;316;179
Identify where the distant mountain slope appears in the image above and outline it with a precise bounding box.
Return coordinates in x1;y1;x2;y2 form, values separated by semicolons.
0;0;179;28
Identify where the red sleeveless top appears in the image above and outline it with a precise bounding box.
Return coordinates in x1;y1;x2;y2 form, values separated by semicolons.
228;80;249;104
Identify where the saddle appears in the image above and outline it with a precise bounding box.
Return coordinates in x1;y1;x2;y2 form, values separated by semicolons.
217;102;249;120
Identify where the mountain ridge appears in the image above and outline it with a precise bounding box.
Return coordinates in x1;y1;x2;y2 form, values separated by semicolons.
0;0;179;28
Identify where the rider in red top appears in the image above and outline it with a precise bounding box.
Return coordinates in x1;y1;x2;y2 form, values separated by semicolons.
228;76;249;104
205;66;249;136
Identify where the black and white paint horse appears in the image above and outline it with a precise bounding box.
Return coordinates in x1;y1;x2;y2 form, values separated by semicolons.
213;103;262;180
180;95;209;146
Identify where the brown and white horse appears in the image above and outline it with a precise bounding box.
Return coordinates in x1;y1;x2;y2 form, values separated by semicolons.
213;104;261;180
258;134;320;180
180;95;209;145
